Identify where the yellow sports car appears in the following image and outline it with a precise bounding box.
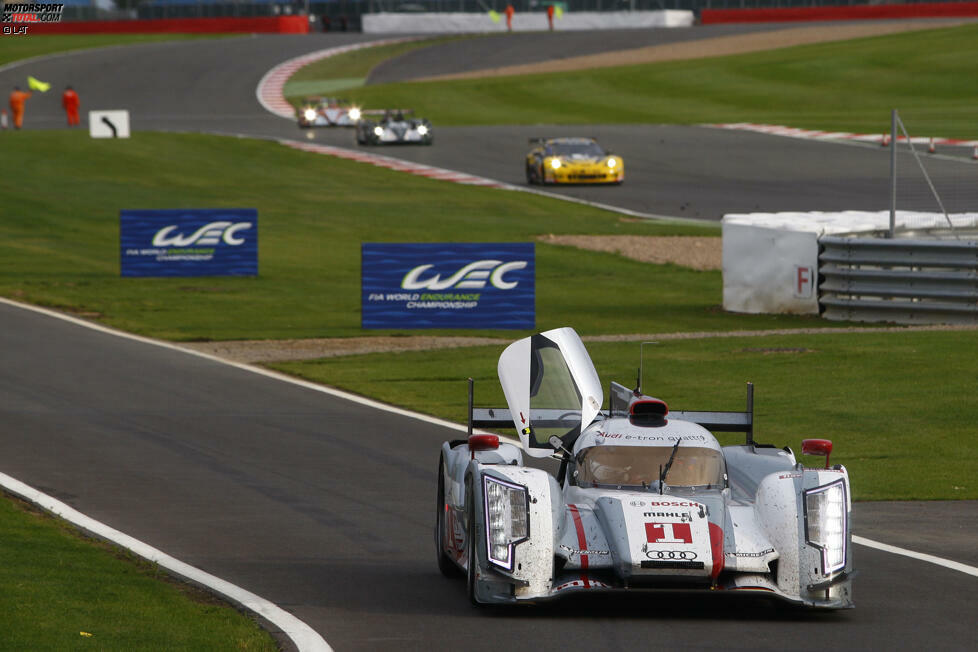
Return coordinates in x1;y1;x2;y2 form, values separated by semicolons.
525;137;624;185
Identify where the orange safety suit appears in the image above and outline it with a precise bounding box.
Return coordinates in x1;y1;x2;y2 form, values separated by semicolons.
8;89;31;129
505;4;514;31
547;5;554;31
62;88;81;126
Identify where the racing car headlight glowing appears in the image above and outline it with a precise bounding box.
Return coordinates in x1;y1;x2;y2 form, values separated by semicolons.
348;108;361;121
373;126;384;136
607;158;617;168
550;159;562;170
417;124;429;136
482;476;529;571
804;479;847;574
303;108;317;122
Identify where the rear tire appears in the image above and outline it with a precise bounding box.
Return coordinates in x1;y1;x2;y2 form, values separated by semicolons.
435;455;460;578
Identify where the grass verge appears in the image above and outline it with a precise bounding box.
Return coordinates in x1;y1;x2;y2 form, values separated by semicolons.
0;493;276;649
269;330;978;502
284;35;472;101
0;130;851;341
338;23;978;138
0;34;225;67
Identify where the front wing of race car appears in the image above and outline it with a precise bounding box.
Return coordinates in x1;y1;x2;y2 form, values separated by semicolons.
439;437;853;609
297;107;361;128
542;157;623;184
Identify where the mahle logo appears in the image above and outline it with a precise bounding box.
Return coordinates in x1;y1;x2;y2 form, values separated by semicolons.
152;221;252;247
401;260;528;290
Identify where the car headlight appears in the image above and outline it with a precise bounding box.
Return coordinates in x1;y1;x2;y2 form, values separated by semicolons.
550;159;562;170
804;479;847;574
417;124;428;136
607;158;617;168
482;476;529;571
348;108;361;121
303;109;317;122
373;126;384;136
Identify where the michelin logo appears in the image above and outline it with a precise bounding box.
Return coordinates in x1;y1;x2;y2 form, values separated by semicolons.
401;260;528;291
152;221;252;247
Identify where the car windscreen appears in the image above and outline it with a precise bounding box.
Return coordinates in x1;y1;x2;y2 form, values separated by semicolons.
550;142;605;158
574;445;725;489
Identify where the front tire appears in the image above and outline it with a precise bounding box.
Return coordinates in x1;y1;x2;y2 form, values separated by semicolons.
465;479;480;605
435;455;460;577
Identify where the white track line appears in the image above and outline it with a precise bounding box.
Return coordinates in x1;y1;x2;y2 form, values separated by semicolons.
3;297;976;585
706;122;978;151
853;535;978;577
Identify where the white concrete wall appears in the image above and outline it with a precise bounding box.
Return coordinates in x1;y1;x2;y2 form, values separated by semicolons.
721;211;978;315
362;10;694;34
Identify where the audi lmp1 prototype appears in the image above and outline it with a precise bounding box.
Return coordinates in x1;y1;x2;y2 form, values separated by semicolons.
435;327;854;608
525;137;624;185
295;97;364;128
356;111;433;146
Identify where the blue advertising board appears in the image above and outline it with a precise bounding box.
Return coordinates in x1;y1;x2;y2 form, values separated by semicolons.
120;209;258;277
362;243;535;329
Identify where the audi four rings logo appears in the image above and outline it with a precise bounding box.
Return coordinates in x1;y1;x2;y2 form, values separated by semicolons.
401;260;528;291
152;221;253;247
645;550;698;560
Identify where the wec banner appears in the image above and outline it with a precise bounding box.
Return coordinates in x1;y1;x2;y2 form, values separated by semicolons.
120;209;257;277
362;243;535;329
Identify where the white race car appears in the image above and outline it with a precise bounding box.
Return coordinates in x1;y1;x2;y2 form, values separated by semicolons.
435;327;854;608
356;111;433;146
296;97;363;128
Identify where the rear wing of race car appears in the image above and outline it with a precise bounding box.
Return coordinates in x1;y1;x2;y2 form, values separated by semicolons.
608;381;755;445
469;380;756;445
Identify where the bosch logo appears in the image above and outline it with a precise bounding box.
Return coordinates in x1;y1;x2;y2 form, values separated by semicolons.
647;501;696;507
401;260;528;291
645;550;698;561
152;221;252;247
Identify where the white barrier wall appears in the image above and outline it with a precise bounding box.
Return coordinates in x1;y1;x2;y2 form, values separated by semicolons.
722;211;978;315
362;10;694;34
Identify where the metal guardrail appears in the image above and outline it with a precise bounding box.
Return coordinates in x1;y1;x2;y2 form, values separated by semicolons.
818;236;978;324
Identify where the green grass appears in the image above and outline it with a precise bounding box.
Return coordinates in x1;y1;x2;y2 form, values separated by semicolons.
0;34;225;67
0;130;850;341
337;24;978;138
284;36;474;103
270;331;978;502
0;494;275;649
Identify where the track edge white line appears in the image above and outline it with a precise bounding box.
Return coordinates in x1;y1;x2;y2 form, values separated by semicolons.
0;468;332;652
853;534;978;577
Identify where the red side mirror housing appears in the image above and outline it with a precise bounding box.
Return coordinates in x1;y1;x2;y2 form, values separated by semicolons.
801;438;833;468
468;434;500;453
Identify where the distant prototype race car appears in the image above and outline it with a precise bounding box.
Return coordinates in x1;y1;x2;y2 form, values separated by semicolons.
525;137;624;185
296;97;363;128
356;111;433;146
436;327;854;608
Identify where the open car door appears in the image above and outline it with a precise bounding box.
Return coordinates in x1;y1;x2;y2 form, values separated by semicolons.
497;327;603;458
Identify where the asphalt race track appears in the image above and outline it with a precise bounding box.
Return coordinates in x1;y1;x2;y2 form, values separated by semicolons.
1;29;977;651
4;30;976;220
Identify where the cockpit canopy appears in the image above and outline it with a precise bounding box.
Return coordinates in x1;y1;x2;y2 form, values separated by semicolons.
575;444;726;489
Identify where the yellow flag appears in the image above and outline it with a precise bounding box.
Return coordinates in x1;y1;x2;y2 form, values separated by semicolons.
488;10;500;23
555;6;564;18
27;76;50;92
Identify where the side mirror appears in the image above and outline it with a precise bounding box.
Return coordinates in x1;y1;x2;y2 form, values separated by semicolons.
469;434;499;453
801;438;833;469
549;435;572;457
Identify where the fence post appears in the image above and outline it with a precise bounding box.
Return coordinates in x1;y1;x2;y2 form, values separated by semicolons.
889;108;897;239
